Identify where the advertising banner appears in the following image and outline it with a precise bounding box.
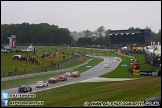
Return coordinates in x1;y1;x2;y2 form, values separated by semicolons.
140;71;152;76
152;71;158;76
12;38;16;48
133;70;140;75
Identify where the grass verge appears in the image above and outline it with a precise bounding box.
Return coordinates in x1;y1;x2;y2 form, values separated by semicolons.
8;77;161;107
1;58;103;90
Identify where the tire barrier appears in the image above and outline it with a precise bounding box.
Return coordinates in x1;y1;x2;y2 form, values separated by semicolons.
1;58;93;82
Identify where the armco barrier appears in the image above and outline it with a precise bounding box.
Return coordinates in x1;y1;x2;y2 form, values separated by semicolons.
1;58;93;82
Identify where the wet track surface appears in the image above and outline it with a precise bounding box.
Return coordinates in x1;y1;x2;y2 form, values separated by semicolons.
1;56;121;94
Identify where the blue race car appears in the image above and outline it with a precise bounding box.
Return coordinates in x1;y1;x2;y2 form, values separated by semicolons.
18;85;32;93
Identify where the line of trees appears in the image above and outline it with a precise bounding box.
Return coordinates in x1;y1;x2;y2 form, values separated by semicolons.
1;22;72;45
1;23;161;46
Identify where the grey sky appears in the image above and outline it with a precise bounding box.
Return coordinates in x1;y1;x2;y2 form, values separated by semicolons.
1;1;161;33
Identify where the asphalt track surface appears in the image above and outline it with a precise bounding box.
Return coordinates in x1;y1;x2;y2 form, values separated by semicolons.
1;56;121;95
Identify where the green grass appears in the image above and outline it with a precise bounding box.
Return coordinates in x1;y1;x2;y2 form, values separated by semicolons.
127;53;145;64
127;53;160;71
140;64;161;71
1;51;74;78
1;58;103;90
65;57;91;68
1;46;160;89
101;54;151;78
2;46;161;107
73;58;103;72
1;46;158;78
8;78;161;107
1;72;65;90
1;46;106;78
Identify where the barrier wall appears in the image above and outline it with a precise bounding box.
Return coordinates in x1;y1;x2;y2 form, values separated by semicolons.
1;58;93;82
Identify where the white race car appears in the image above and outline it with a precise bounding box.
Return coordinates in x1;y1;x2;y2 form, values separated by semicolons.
36;81;48;88
104;64;109;68
113;60;117;63
64;72;71;77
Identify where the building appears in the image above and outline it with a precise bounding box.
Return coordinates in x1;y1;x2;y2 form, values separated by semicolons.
3;35;17;51
109;29;151;47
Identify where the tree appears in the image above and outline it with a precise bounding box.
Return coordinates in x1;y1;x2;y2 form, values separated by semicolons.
145;26;151;30
17;30;26;43
83;30;93;38
95;26;106;46
77;37;92;46
105;30;110;46
128;27;134;30
70;31;78;46
157;30;161;44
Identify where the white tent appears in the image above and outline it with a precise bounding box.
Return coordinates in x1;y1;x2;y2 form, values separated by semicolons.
27;44;34;51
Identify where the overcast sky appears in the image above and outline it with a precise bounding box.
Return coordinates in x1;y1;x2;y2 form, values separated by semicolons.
1;1;161;33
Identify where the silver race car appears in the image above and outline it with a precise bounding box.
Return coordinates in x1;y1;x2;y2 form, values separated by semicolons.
36;81;48;88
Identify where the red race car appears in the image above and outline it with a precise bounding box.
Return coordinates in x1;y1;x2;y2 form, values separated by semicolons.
57;75;67;81
48;77;58;83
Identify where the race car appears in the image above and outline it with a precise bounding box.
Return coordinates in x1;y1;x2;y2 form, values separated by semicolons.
64;72;71;77
57;75;67;81
104;64;109;68
36;81;48;88
18;85;32;93
48;77;58;83
115;57;120;61
113;59;117;63
70;71;81;77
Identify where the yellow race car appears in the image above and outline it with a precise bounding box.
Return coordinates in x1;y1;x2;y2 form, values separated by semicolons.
70;71;81;77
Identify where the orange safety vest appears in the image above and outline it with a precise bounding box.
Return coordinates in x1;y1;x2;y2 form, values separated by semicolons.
133;65;137;69
80;58;83;63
